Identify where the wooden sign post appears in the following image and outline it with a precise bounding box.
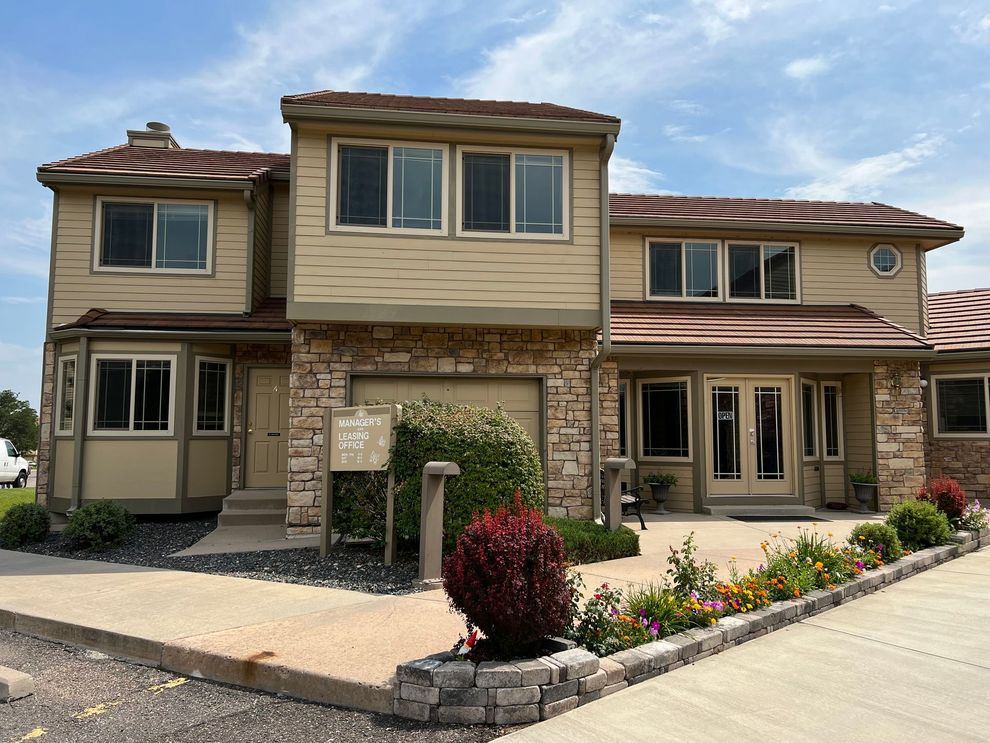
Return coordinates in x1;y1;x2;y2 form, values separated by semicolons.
320;403;401;563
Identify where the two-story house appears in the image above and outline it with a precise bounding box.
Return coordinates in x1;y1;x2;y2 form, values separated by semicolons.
33;90;972;534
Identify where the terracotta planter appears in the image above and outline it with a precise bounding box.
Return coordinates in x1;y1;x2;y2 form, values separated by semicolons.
648;482;672;515
851;482;877;514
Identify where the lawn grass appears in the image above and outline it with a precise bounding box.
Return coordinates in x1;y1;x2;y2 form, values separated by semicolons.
0;488;35;520
546;516;641;565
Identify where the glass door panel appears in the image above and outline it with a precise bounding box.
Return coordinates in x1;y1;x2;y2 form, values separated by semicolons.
754;386;785;481
711;385;742;481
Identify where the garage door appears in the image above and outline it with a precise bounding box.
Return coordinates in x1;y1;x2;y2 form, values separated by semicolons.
350;376;541;443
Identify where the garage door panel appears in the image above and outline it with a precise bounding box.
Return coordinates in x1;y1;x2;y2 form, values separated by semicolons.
351;376;541;444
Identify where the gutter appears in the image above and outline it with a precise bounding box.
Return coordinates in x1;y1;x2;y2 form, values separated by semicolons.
49;328;291;343
280;102;621;137
36;172;258;191
590;133;616;523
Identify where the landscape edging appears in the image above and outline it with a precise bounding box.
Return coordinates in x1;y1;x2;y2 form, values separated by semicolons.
393;526;989;723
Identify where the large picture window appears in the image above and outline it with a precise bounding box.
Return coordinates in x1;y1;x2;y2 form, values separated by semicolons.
90;355;174;435
457;146;569;239
56;356;77;435
640;378;691;459
195;358;231;434
727;243;798;301
333;139;446;233
934;376;989;436
97;199;212;272
648;240;720;299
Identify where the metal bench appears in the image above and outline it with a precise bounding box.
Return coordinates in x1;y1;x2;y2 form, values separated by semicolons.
600;470;647;530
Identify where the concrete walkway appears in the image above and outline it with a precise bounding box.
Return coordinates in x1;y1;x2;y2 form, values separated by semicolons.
506;546;990;743
0;549;460;713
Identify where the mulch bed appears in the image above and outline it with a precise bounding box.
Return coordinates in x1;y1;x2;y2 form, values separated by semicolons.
20;517;421;595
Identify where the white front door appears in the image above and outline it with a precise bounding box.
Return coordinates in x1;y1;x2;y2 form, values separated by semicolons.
706;377;794;496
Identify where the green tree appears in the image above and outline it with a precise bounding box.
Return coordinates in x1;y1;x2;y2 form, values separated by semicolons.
0;390;39;453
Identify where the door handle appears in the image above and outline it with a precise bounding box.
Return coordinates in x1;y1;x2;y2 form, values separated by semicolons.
748;428;756;445
248;422;254;434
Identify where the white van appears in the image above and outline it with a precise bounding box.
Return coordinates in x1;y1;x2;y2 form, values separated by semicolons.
0;438;31;488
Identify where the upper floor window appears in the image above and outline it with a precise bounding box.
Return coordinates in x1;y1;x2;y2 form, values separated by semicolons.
331;139;447;234
96;198;212;273
89;355;174;436
727;243;798;302
869;243;902;277
457;146;568;239
648;240;719;299
934;376;989;437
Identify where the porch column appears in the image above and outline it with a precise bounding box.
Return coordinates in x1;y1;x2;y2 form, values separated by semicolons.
873;360;927;511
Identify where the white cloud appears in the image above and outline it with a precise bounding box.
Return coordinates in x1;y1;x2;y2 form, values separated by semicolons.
6;204;52;279
663;124;709;143
784;134;943;201
784;54;833;80
953;12;990;44
609;155;671;193
0;297;45;305
0;341;43;410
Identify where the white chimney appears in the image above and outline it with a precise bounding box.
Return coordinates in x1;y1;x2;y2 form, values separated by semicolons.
127;121;180;149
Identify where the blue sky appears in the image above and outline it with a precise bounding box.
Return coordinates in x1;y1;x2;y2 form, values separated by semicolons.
2;0;989;409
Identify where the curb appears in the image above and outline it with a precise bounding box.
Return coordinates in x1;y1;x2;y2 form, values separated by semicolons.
394;527;990;723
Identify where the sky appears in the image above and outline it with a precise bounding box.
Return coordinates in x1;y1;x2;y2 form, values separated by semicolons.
1;0;989;409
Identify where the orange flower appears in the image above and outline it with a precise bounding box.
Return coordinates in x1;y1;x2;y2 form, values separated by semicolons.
793;588;801;597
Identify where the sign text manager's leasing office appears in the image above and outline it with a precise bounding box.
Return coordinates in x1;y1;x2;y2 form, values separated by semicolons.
35;90;980;533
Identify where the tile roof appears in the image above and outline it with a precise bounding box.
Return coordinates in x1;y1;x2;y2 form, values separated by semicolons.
54;298;291;334
39;145;290;182
282;90;621;124
609;194;963;233
610;301;931;351
928;289;990;353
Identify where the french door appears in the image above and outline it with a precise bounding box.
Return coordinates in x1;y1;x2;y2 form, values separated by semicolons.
706;377;793;496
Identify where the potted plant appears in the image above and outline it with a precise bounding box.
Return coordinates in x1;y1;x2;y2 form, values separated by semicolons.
643;473;678;515
849;471;878;514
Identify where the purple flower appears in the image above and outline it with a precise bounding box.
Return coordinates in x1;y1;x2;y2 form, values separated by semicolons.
610;607;619;616
855;560;865;570
649;621;660;637
690;590;699;600
639;608;647;617
877;544;884;553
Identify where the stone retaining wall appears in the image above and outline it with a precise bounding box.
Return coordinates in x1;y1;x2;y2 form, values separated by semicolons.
394;527;989;724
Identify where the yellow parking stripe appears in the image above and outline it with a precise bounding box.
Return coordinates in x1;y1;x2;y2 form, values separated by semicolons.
14;728;47;742
74;701;121;719
147;677;189;694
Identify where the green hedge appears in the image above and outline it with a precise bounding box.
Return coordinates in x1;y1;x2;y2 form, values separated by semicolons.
545;517;641;564
333;399;545;550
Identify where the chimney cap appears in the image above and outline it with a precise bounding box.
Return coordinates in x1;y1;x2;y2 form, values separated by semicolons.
145;121;171;133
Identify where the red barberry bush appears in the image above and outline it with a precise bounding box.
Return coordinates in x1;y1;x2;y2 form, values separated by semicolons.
918;477;968;522
442;490;572;659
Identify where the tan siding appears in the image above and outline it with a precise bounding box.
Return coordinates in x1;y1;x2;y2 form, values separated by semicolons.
52;439;74;502
822;462;846;504
50;186;250;327
252;183;272;309
270;182;289;297
638;462;694;512
918;249;929;335
291;124;601;314
81;440;178;500
843;373;874;504
803;463;822;508
187;438;230;498
608;227;923;333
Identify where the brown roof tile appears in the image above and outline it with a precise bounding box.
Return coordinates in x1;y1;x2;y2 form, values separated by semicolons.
928;289;990;353
282;90;621;124
55;298;290;334
610;301;930;351
609;193;962;233
39;145;290;182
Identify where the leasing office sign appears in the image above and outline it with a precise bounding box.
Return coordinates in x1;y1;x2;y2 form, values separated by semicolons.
328;405;397;472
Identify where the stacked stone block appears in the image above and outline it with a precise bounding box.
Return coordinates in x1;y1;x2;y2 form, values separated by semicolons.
874;360;927;511
34;341;57;508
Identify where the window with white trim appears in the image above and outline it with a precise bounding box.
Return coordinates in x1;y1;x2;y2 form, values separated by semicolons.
96;198;212;272
934;376;989;436
727;243;798;301
457;146;568;238
801;380;817;459
56;356;77;435
640;378;691;459
331;139;447;233
194;358;231;434
90;355;174;434
869;243;902;276
648;240;720;299
821;382;843;459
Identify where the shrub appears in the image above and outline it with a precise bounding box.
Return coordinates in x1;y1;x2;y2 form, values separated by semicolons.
390;400;544;550
0;502;50;548
917;477;968;523
885;500;951;550
666;532;719;599
442;492;570;659
62;500;135;551
644;472;678;487
331;470;388;542
848;522;903;562
545;517;640;564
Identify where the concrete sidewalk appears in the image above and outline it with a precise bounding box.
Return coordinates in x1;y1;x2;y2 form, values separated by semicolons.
0;549;461;713
505;546;990;743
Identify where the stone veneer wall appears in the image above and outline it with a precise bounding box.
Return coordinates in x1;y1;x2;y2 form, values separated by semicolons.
287;324;607;533
230;343;291;490
34;341;57;508
874;360;927;511
928;439;990;503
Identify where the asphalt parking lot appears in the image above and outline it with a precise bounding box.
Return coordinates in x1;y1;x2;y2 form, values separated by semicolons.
0;630;508;743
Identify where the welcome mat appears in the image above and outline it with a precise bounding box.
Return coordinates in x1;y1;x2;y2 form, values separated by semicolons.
728;515;830;523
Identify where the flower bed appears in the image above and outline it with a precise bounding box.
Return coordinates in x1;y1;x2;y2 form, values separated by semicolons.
394;526;989;724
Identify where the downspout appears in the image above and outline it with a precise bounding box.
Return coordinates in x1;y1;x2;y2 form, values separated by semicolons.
591;133;616;522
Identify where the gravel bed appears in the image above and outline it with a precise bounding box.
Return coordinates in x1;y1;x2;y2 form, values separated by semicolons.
20;518;421;595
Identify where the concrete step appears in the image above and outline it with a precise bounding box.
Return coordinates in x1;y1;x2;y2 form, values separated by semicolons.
222;489;287;512
217;508;287;528
703;504;818;517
